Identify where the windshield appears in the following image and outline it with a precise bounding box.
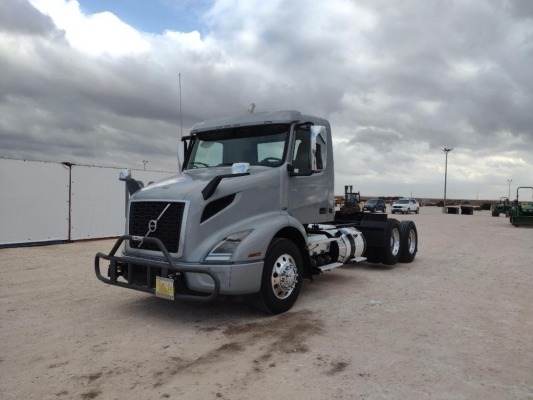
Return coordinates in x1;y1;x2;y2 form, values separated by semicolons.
187;124;289;169
397;200;409;204
365;200;378;205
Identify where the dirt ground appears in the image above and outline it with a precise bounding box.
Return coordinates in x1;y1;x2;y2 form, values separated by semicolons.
1;207;532;400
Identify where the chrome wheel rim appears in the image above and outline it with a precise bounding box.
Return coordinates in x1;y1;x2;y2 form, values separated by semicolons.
391;228;400;256
271;254;298;299
407;229;417;254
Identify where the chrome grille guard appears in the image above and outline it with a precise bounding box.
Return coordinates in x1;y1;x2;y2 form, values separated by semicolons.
95;235;221;302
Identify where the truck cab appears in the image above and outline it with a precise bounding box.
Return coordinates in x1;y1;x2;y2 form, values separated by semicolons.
95;111;418;314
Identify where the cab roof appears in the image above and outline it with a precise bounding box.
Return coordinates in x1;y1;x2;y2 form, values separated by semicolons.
190;110;329;133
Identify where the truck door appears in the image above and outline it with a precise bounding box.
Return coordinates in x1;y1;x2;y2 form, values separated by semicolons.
287;126;331;224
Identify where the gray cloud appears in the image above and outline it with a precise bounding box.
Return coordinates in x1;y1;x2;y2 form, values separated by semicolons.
0;0;57;36
0;0;531;198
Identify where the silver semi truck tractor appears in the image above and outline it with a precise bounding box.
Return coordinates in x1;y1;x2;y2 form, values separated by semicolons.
95;110;418;314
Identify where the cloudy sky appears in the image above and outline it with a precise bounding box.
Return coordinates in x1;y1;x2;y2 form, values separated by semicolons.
1;0;532;200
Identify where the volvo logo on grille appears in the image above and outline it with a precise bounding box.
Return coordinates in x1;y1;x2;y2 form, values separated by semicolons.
136;203;172;248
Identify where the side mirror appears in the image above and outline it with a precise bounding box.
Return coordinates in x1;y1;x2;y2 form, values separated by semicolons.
310;126;327;172
119;169;132;181
119;169;142;195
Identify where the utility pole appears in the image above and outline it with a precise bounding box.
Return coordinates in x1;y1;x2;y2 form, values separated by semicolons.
507;179;512;199
442;148;453;207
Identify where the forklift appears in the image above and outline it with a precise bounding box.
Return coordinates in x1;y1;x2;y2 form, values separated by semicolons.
334;185;363;220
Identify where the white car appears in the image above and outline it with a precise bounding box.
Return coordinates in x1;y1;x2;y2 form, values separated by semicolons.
391;198;420;214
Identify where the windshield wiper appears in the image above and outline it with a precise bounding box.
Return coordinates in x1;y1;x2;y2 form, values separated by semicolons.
190;162;210;168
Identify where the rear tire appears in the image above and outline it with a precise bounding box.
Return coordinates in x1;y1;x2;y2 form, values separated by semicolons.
492;211;499;217
399;221;418;263
255;238;302;314
379;219;401;265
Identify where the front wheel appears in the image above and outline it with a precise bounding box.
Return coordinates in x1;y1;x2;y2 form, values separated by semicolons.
399;221;418;263
255;238;302;314
379;219;401;265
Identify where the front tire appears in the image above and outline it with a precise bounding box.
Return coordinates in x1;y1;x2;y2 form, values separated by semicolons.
255;238;302;314
399;221;418;263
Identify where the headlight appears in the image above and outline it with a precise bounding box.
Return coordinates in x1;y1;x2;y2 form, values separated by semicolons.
204;230;252;262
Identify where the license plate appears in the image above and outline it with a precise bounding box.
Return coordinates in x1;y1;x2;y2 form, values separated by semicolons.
155;276;175;300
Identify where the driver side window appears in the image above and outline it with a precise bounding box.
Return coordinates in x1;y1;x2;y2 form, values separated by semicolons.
292;129;311;173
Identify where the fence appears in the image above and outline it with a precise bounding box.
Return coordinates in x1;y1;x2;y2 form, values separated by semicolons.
0;159;174;247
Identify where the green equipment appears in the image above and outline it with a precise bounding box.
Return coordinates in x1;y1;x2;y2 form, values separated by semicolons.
492;197;513;217
509;187;533;227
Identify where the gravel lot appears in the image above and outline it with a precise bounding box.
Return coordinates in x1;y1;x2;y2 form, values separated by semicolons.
1;207;532;400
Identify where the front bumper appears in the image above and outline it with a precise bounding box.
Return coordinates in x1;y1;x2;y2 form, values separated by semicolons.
95;235;263;302
95;235;222;302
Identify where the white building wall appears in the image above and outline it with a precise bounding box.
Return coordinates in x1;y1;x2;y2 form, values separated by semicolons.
0;158;175;246
0;159;70;245
70;165;126;240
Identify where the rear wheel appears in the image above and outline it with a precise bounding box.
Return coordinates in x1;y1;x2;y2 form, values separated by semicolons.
379;219;401;265
255;238;302;314
399;221;418;263
492;211;499;217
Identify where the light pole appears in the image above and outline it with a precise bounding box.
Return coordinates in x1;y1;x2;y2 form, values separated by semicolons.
143;160;148;170
507;179;512;199
442;148;453;206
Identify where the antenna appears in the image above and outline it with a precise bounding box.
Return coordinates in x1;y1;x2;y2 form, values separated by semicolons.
179;73;183;137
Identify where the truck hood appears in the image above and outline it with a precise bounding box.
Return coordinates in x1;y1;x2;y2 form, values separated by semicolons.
130;166;269;202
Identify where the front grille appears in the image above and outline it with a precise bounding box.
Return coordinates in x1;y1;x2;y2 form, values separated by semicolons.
128;201;185;253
